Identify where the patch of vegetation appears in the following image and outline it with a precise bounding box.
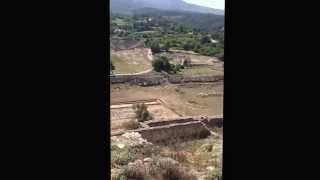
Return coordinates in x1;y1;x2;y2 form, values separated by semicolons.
152;55;184;74
115;156;197;180
110;10;224;57
111;146;137;167
133;103;153;122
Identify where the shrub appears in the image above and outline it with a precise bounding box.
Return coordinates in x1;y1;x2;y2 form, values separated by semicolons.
183;42;194;51
201;36;211;44
150;42;161;54
133;103;153;122
171;151;188;163
163;166;196;180
156;157;196;180
122;161;146;180
152;56;171;72
111;147;136;167
142;144;161;157
152;56;183;74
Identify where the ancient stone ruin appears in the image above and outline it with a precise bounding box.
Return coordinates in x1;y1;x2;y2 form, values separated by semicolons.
113;116;223;144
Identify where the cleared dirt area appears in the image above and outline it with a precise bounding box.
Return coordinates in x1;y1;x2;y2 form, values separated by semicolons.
111;82;223;118
111;100;180;131
188;54;221;65
111;48;152;74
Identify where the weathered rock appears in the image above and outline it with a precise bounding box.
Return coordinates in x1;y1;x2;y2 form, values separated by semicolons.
116;143;125;149
143;157;153;163
199;143;213;152
206;166;215;171
111;132;151;148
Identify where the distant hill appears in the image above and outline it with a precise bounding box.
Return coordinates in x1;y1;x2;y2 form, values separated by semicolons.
131;8;224;33
110;0;224;15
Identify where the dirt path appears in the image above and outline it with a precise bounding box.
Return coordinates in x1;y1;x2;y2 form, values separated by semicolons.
114;68;153;76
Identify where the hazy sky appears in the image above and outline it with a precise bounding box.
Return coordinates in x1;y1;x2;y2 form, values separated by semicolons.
184;0;224;10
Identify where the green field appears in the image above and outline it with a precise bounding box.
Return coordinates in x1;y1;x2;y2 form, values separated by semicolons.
113;18;128;26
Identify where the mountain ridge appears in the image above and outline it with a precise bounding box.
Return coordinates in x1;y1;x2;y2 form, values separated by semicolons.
110;0;224;15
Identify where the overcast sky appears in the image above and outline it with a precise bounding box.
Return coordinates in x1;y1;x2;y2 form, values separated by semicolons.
183;0;224;10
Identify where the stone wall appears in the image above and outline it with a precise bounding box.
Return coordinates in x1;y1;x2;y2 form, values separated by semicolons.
145;116;198;127
110;73;223;86
168;75;224;84
128;116;223;143
202;116;223;128
132;121;211;144
110;74;165;86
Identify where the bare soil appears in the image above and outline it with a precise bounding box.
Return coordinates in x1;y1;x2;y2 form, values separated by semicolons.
111;100;180;131
110;82;223;131
111;48;152;74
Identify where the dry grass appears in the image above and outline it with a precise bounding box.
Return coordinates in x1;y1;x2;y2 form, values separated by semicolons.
111;83;223;117
121;119;140;130
111;48;152;74
179;66;223;76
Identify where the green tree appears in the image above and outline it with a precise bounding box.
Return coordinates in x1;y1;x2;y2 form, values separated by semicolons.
193;43;201;53
201;35;211;44
152;56;183;74
183;41;195;51
150;42;161;54
152;56;171;72
163;41;170;52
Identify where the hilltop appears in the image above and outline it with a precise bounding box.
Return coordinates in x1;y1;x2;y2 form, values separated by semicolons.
110;0;224;15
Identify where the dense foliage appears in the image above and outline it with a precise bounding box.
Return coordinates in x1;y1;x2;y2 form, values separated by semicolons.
110;9;224;57
152;56;183;74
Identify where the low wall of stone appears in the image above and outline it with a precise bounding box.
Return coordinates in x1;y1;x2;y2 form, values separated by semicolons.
202;116;223;128
110;74;223;86
168;75;224;84
145;116;198;127
129;116;223;143
110;74;164;86
132;121;211;144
